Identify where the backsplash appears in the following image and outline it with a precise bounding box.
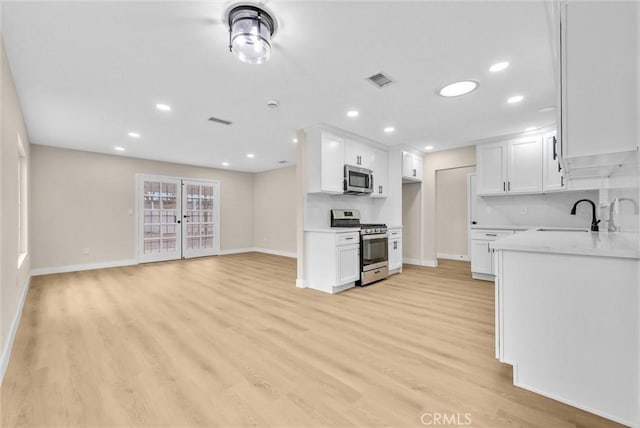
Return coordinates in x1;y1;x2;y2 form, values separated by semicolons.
475;190;599;228
305;193;386;228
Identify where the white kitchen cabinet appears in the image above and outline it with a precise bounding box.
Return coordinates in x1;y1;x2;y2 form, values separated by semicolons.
336;244;360;285
402;152;423;182
344;139;372;169
476;137;542;195
306;131;344;194
370;148;388;198
542;131;565;192
470;229;515;280
305;230;360;294
495;248;639;426
387;228;402;273
558;1;638;163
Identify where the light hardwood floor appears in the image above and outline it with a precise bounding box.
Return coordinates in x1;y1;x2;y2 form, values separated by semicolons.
1;254;622;427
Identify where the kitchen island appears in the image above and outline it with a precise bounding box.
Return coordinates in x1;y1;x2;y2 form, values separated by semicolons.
491;230;639;426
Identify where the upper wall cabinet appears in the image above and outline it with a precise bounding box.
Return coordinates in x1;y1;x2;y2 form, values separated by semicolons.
477;137;542;195
542;131;566;192
557;1;638;171
402;152;423;182
307;131;344;194
306;127;388;197
370;147;388;198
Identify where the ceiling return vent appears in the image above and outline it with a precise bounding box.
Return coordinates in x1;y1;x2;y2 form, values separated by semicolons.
366;72;394;88
208;116;233;126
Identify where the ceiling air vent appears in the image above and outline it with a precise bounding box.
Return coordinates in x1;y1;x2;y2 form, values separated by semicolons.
208;116;233;126
366;72;394;88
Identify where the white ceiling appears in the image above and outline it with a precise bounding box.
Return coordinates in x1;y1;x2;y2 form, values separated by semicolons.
2;1;556;172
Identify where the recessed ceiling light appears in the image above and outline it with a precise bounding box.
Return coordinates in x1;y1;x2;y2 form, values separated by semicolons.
524;127;536;132
383;127;395;133
538;106;556;113
156;103;171;112
507;95;524;104
424;145;434;151
439;80;478;97
346;110;359;118
246;153;255;158
293;138;298;143
489;61;509;72
221;162;230;167
128;132;141;138
114;146;125;152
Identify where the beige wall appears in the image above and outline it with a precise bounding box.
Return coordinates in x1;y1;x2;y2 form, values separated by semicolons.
31;145;255;270
253;166;296;254
436;166;476;259
401;182;421;260
423;146;476;264
1;36;31;368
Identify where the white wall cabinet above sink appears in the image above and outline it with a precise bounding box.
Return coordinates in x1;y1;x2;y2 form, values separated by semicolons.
555;1;638;175
402;152;423;182
476;137;542;196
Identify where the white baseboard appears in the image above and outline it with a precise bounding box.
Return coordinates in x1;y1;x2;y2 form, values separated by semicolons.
221;247;296;258
253;248;297;259
31;258;138;276
1;276;30;386
219;248;254;256
437;253;470;262
402;258;438;268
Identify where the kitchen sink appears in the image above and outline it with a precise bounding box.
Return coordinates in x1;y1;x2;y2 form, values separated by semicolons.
536;228;589;232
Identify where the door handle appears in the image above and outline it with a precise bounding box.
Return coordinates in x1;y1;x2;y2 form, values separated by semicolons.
413;169;416;177
561;176;564;187
379;185;382;194
487;243;490;252
552;136;557;160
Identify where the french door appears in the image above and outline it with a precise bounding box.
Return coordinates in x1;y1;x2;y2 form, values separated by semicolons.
138;175;220;263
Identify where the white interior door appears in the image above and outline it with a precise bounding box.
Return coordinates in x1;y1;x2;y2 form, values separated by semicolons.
138;176;182;263
182;180;220;258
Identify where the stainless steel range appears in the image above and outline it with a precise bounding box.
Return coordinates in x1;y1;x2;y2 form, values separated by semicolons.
330;209;389;286
359;223;389;285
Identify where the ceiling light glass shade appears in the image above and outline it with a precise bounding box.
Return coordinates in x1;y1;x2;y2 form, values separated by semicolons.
439;80;478;97
228;5;275;65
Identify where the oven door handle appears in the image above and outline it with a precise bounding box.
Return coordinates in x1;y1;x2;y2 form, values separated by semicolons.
361;233;388;241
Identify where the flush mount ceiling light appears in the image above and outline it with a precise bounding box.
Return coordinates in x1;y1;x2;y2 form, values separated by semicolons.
227;4;276;65
246;153;255;158
346;110;359;118
114;146;125;152
383;127;395;133
439;80;478;97
292;138;298;143
507;95;524;104
424;145;434;151
156;103;171;112
489;61;509;72
128;132;141;139
221;162;230;167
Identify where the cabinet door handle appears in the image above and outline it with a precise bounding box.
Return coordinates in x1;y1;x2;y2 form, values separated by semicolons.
558;162;562;173
561;176;564;187
507;182;511;191
487;243;490;252
345;237;354;240
503;182;506;191
413;168;416;177
552;136;558;160
378;185;382;194
485;233;497;237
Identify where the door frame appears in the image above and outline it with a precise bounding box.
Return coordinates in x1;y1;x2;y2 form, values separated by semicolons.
135;174;221;263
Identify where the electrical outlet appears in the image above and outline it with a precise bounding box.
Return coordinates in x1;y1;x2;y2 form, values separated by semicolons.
520;207;527;215
82;248;90;255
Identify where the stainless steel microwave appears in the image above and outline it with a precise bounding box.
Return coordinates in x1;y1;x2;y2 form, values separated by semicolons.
344;164;373;194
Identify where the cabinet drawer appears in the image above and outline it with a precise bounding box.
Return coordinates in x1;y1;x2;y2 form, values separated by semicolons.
388;229;402;239
471;230;514;240
336;233;359;246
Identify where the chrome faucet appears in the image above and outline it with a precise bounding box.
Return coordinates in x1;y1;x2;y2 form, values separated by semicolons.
608;197;639;232
570;199;600;232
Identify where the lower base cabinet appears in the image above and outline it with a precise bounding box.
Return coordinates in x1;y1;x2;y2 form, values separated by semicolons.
388;227;402;273
306;231;360;294
470;229;516;280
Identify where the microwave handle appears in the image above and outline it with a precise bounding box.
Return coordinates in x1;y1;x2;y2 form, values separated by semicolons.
343;178;347;192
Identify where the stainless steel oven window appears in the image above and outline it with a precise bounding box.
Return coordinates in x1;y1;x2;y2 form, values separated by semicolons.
362;235;388;266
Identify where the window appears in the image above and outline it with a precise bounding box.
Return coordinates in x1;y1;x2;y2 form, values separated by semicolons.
18;134;27;268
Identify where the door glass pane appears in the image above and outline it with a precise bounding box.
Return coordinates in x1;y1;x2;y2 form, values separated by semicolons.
144;225;160;239
144;240;161;253
202;236;213;249
162;239;176;252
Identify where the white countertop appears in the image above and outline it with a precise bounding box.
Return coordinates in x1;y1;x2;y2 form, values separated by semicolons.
471;225;533;231
490;229;640;259
305;228;360;233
